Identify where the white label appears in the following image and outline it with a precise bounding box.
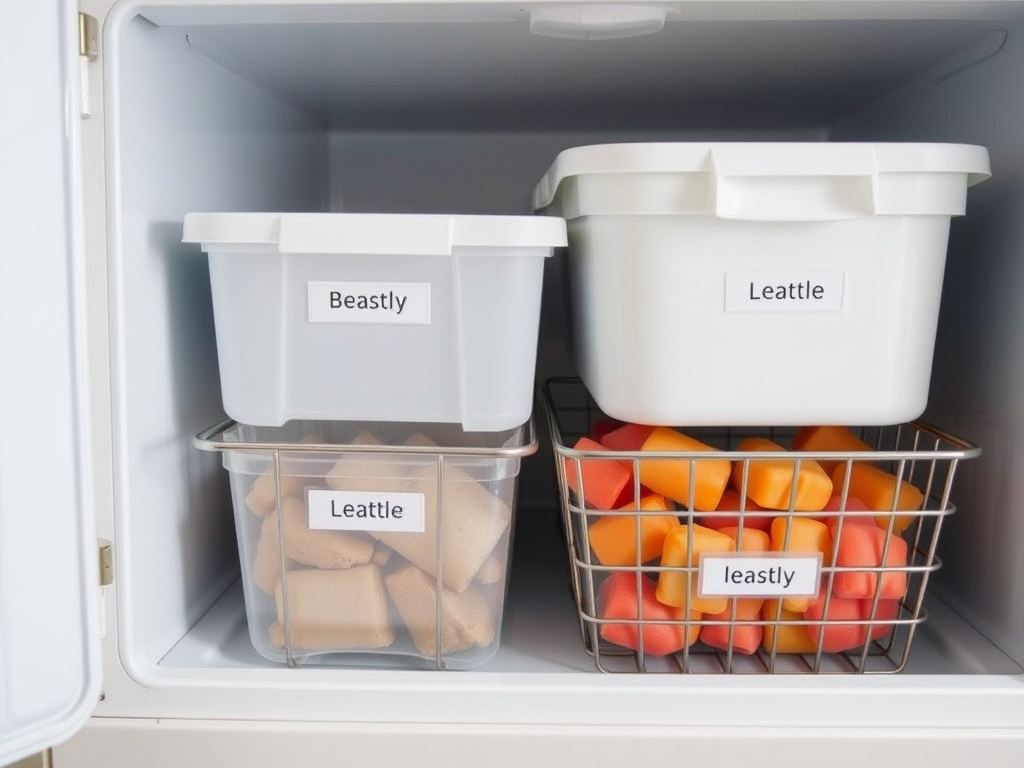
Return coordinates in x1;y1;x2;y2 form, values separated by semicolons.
698;553;821;597
724;272;845;312
307;489;426;533
308;281;431;324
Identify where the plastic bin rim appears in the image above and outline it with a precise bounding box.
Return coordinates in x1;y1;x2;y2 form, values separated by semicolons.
181;212;567;252
531;141;992;211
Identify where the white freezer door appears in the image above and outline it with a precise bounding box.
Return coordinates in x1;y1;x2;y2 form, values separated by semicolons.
0;0;100;764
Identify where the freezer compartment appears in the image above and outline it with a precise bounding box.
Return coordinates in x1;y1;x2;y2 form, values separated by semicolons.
543;378;979;674
193;419;533;669
101;5;1024;693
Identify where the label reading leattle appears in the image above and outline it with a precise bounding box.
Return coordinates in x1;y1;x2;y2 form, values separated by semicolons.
724;272;845;313
307;489;426;533
698;553;821;598
308;281;431;324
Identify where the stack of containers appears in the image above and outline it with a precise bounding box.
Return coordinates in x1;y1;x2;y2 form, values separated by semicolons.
532;142;990;673
184;212;566;669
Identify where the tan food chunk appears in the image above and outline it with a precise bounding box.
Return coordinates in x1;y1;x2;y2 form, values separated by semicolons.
270;565;394;651
474;553;506;585
384;564;495;656
280;497;374;569
252;512;288;594
244;432;326;516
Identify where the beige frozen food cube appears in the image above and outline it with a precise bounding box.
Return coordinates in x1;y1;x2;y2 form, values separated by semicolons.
385;564;495;657
474;552;506;585
374;464;511;593
244;432;326;516
271;565;395;651
371;542;393;567
279;497;374;569
325;430;409;492
252;512;288;594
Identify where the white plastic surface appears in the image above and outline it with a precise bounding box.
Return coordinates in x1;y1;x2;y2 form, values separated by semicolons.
533;142;991;425
182;213;565;430
0;0;100;764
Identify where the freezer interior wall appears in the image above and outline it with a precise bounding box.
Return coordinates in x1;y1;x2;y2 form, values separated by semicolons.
110;8;1024;673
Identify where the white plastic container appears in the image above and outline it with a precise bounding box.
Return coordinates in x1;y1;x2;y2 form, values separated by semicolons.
194;418;535;670
182;213;566;430
532;142;991;426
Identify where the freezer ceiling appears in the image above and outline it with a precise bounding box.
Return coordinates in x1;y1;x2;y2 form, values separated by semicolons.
171;18;1008;130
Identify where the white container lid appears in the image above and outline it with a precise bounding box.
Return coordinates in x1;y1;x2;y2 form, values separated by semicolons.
532;142;991;220
183;212;567;254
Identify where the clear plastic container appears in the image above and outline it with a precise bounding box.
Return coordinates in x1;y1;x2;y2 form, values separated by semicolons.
183;212;566;430
195;418;535;670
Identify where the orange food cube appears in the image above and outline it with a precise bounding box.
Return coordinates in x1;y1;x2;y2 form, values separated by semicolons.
637;427;731;512
720;526;771;553
699;489;774;533
761;600;817;654
656;523;735;613
587;494;679;566
827;518;909;600
598;571;699;656
600;422;656;452
732;437;833;512
792;426;873;476
700;598;764;656
832;462;925;534
564;437;633;510
770;517;832;612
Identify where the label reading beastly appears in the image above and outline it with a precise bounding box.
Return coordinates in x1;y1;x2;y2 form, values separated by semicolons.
308;281;431;324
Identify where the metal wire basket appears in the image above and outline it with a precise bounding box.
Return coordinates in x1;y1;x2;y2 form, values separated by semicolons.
542;377;980;674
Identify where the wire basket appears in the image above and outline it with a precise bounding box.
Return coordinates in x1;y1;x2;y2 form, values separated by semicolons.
541;377;980;674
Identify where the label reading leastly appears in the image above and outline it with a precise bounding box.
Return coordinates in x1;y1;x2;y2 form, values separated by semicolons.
306;489;426;533
308;281;431;324
724;272;845;313
698;553;821;598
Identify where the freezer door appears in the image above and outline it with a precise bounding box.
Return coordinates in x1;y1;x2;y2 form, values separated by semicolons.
0;1;101;764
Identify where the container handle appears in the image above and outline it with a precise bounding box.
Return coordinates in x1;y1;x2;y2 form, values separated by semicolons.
709;145;879;221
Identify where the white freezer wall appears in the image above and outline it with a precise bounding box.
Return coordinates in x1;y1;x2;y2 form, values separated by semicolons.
835;22;1024;665
50;1;1024;764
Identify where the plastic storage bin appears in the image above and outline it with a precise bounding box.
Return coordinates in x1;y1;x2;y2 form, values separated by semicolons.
194;418;536;669
542;378;979;674
532;142;990;426
182;213;566;430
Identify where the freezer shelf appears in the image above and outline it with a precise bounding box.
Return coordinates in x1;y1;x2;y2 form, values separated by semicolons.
161;504;1020;677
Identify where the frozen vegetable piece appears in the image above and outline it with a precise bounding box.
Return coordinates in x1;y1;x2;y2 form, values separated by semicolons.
656;523;735;613
720;525;771;554
791;425;873;476
732;437;832;511
831;462;925;534
245;432;326;516
827;517;909;600
637;427;732;512
590;418;626;443
600;422;656;452
700;489;774;533
279;497;375;570
270;565;394;651
769;517;832;612
587;494;678;566
598;570;699;656
564;437;634;509
699;598;764;656
803;590;870;653
761;600;817;655
375;462;512;593
384;564;495;656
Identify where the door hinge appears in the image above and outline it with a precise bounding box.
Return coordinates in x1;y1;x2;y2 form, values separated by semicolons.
98;539;113;586
78;12;98;118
